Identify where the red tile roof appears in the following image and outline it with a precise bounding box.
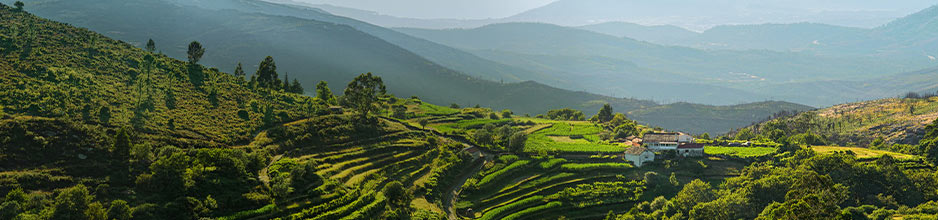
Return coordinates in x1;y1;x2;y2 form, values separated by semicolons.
625;146;650;155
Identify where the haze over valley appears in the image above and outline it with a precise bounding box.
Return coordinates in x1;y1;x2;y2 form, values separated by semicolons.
3;1;938;219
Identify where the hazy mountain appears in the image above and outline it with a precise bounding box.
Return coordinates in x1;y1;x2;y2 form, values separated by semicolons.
873;5;938;56
505;0;936;31
688;23;870;52
629;101;814;135
6;0;818;134
12;0;658;115
575;22;872;53
396;22;929;106
570;5;938;60
262;0;495;29
154;0;543;83
576;22;700;45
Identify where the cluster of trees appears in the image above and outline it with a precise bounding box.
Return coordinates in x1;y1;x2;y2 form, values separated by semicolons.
916;118;938;164
0;184;133;220
539;108;586;121
726;112;832;146
592;104;640;140
472;122;528;153
0;127;283;220
611;144;938;220
247;56;303;94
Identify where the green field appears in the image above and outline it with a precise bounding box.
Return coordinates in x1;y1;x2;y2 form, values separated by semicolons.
524;121;624;153
705;146;777;158
811;146;918;160
430;118;511;133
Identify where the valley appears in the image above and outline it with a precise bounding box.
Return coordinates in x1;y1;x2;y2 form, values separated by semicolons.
2;1;938;220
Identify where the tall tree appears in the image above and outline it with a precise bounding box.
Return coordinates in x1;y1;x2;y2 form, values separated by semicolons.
316;81;337;105
142;54;155;93
256;56;279;88
283;72;290;90
344;73;386;120
145;39;155;53
13;1;24;11
112;129;132;169
291;79;303;94
186;41;204;64
596;103;614;123
233;62;245;79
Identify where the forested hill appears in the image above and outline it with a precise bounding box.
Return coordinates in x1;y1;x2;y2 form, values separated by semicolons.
6;0;813;134
735;96;938;149
7;0;655;116
0;2;313;147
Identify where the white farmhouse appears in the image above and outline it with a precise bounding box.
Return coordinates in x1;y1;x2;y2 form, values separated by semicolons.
642;132;694;151
624;146;655;167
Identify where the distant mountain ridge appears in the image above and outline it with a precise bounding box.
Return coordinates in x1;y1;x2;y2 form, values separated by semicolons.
505;0;934;30
7;0;817;134
573;5;938;58
396;22;930;107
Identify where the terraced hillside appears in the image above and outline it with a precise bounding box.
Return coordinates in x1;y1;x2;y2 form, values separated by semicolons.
219;114;480;220
5;2;938;220
0;4;475;219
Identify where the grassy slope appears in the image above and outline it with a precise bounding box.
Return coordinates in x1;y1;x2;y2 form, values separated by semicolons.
13;0;821;135
746;97;938;146
811;146;918;160
12;0;659;117
0;5;458;219
0;3;310;147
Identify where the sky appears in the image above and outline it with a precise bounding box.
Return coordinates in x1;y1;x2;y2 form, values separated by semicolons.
292;0;557;19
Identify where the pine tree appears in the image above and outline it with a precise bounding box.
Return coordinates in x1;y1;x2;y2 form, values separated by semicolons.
145;39;155;53
233;62;245;80
186;41;205;86
14;1;24;11
186;41;204;64
291;79;303;94
283;72;290;91
256;56;278;89
316;81;336;105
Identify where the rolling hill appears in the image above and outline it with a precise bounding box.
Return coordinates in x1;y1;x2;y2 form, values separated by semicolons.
396;22;926;106
5;4;938;220
503;0;933;30
158;0;546;84
262;0;495;29
0;3;311;147
576;22;700;45
8;0;649;115
739;96;938;148
629;101;814;135
0;5;473;220
571;6;938;60
7;0;815;134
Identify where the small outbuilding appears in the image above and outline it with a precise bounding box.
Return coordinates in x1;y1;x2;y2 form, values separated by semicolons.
624;146;655;167
677;143;705;157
